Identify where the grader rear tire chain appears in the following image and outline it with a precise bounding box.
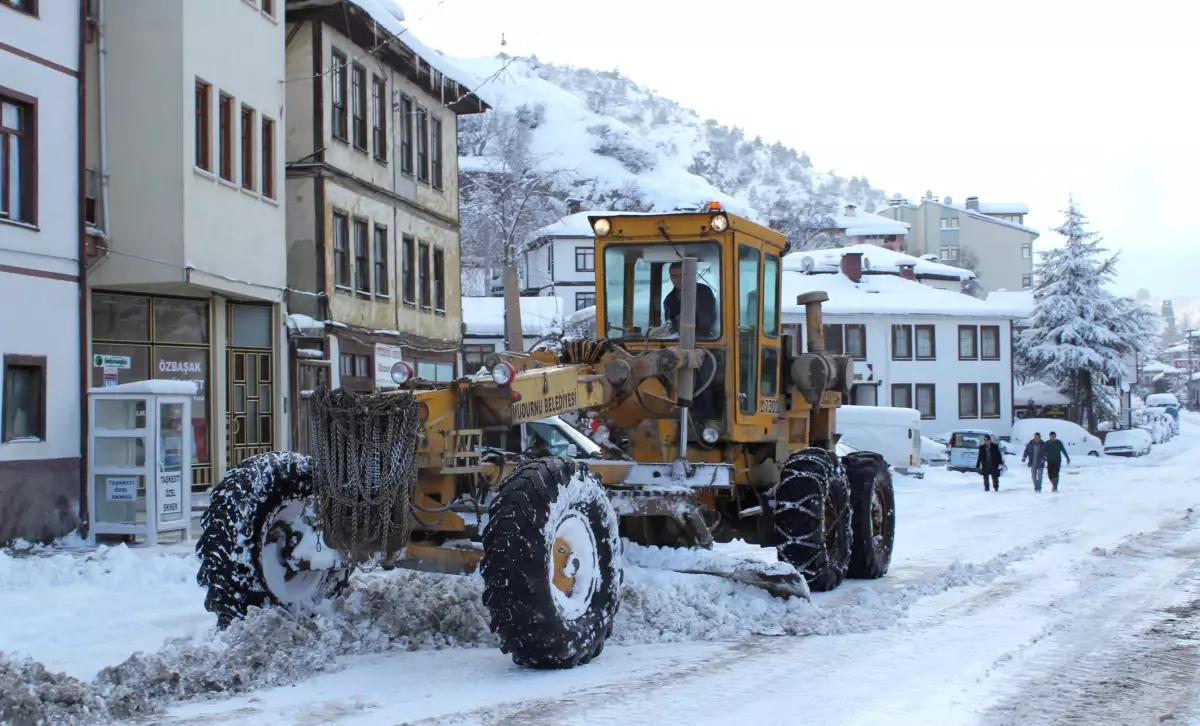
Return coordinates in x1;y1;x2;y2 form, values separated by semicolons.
768;447;853;592
196;451;351;627
481;457;622;669
842;451;896;580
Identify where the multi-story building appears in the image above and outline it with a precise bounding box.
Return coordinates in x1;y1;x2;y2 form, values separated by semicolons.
783;252;1022;436
0;0;86;543
811;204;910;251
879;194;1039;293
520;211;600;312
83;0;288;499
281;0;488;426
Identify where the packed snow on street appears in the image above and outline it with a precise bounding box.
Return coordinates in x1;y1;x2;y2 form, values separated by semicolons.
4;417;1200;726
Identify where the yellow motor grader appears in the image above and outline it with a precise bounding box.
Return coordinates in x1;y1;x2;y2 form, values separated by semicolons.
196;204;896;669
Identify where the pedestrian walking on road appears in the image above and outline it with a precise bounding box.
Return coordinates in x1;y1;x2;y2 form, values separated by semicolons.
1022;432;1047;492
1044;431;1071;492
976;434;1004;492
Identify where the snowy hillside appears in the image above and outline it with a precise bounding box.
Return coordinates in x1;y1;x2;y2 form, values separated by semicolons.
452;55;888;222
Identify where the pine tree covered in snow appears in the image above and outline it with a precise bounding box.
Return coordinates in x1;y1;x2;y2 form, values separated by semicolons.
1016;200;1143;431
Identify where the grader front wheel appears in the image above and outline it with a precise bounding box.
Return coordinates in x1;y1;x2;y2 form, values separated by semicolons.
768;447;853;592
481;457;623;669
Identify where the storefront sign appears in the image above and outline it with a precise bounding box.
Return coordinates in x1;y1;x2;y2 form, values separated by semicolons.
157;471;183;518
93;354;131;370
106;477;137;501
103;367;119;387
154;348;209;463
375;344;405;389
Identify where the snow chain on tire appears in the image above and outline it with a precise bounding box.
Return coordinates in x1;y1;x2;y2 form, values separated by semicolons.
768;447;853;592
842;451;896;580
196;452;351;627
481;457;623;669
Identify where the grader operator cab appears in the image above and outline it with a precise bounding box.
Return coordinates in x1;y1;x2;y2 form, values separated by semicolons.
196;204;896;670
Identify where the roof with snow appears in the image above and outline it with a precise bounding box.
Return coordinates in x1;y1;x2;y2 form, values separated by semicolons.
531;211;605;243
977;202;1029;215
985;289;1034;318
1140;360;1176;374
1014;381;1070;406
462;296;565;338
343;1;493;109
828;206;909;237
780;270;1023;319
783;244;974;281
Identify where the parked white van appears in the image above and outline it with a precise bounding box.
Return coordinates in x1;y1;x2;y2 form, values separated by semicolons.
836;405;923;477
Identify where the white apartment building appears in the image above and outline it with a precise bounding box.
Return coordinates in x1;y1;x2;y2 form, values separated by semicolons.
783;251;1023;437
281;0;489;425
0;0;86;543
520;210;602;312
879;194;1040;293
84;0;288;496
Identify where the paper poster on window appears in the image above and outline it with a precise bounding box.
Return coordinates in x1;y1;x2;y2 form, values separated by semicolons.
106;477;137;501
157;471;183;519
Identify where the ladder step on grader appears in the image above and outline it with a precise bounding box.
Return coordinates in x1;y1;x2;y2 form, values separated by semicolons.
195;206;896;669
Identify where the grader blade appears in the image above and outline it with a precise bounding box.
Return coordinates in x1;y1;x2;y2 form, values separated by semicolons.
670;560;811;600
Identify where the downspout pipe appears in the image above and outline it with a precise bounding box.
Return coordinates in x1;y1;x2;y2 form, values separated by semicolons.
98;0;111;245
77;0;90;537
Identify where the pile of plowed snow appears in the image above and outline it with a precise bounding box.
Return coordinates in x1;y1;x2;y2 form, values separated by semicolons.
0;535;1067;724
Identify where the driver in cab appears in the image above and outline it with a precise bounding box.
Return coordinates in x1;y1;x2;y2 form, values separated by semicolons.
663;262;717;337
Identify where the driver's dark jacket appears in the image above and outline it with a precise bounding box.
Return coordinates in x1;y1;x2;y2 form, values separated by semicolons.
663;284;717;336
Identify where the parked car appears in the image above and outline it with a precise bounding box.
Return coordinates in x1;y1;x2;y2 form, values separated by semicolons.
921;436;950;466
945;429;1008;473
1103;428;1153;457
1145;406;1178;439
1010;418;1103;458
1145;393;1181;427
836;404;924;478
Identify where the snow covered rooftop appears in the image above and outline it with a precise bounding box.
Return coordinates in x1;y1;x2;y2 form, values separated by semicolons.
1014;381;1070;406
461;296;565;338
345;0;493;108
830;207;909;237
985;289;1034;318
783;244;974;281
533;211;607;240
1140;360;1176;374
977;202;1029;215
781;270;1022;319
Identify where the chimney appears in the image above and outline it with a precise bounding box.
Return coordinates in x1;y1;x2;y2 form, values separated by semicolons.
898;263;916;281
841;252;864;283
844;203;857;217
965;196;980;211
888;194;903;208
566;198;583;215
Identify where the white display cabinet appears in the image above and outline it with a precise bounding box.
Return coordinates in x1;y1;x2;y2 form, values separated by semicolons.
87;380;197;546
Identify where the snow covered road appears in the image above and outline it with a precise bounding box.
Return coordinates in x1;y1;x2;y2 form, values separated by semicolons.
3;419;1200;725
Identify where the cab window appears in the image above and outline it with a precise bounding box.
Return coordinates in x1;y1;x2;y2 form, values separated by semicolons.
738;245;760;415
601;242;722;340
763;254;780;338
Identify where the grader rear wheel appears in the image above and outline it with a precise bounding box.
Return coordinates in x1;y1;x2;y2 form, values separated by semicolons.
843;451;896;580
768;447;853;592
481;457;623;669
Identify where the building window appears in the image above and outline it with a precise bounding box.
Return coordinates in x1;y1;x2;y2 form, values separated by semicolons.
939;245;960;261
939;217;949;229
576;292;596;311
823;324;844;355
2;0;38;16
1022;274;1032;289
331;48;348;140
915;325;936;360
262;0;273;15
372;75;387;161
218;93;234;181
981;383;1001;418
891;383;912;409
400;95;414;174
958;325;978;360
85;168;98;226
338;350;373;392
981;325;1000;360
374;225;389;296
193;81;211;172
433;248;446;311
1021;243;1031;259
333;211;349;288
418;241;431;307
353;218;370;293
240;104;255;190
261;117;275;199
402;234;415;303
575;246;595;272
2;354;46;442
0;94;35;224
950;218;959;229
845;324;866;360
351;64;367;150
463;345;493;373
959;383;979;418
431;117;443;190
892;324;912;360
915;384;936;419
416;108;429;182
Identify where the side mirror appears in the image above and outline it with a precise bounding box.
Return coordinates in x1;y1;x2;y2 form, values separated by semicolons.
565;443;580;458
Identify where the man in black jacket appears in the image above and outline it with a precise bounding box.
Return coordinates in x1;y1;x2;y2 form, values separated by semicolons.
663;262;718;338
1045;431;1071;492
976;434;1004;492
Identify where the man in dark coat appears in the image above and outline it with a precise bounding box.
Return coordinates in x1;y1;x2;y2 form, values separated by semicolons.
1022;432;1047;492
1044;431;1071;492
976;434;1004;492
664;262;718;338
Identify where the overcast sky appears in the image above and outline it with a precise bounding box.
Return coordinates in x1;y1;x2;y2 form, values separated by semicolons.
400;0;1199;300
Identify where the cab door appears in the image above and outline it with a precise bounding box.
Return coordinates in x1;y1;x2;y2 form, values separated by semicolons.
734;242;761;426
758;253;782;420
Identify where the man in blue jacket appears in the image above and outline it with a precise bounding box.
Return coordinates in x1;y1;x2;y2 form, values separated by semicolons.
1022;432;1047;492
